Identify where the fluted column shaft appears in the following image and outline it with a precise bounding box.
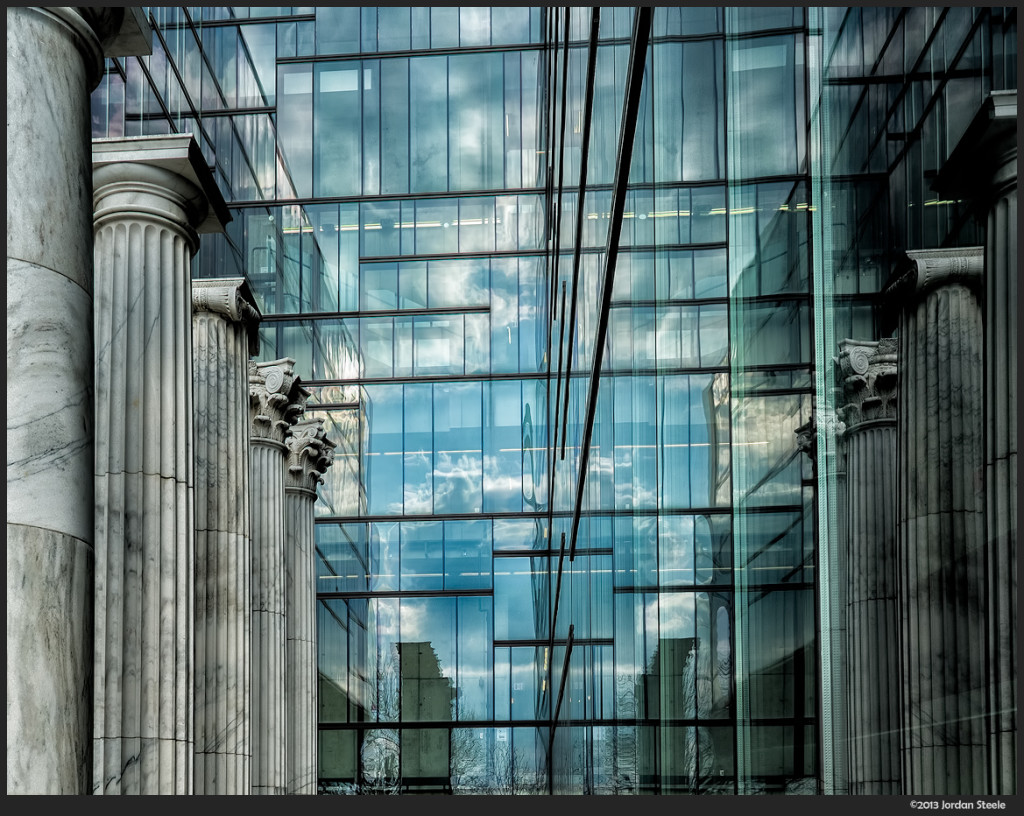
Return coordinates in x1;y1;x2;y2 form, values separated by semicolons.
838;338;900;794
846;423;900;793
6;7;129;794
892;249;986;795
192;280;261;794
250;359;307;795
285;420;336;794
979;99;1016;797
250;438;287;795
92;136;227;795
934;93;1018;793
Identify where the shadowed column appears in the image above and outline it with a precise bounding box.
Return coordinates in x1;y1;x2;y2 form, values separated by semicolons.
836;338;900;794
935;91;1018;794
886;248;986;795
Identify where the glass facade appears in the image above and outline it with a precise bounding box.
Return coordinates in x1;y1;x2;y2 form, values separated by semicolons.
90;6;1016;795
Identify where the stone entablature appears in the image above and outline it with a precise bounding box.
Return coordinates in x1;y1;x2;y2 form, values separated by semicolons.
249;359;308;445
285;419;336;493
837;338;898;430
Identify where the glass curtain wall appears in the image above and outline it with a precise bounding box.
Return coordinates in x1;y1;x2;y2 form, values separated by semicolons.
91;5;827;795
545;7;818;794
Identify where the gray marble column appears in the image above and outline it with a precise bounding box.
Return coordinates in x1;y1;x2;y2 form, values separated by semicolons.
6;7;150;795
284;419;336;794
836;338;900;794
935;91;1017;794
192;279;262;794
92;135;229;795
887;248;987;795
249;359;308;795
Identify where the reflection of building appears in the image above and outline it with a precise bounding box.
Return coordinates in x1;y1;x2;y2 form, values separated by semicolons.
397;642;455;793
7;5;1016;797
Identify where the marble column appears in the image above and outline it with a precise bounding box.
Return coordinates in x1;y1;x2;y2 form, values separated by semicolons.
6;7;150;795
836;338;901;794
886;248;987;795
192;279;262;794
934;91;1018;795
249;359;308;795
92;135;230;795
284;419;336;794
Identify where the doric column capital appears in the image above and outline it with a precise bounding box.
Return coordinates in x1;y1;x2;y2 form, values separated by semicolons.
836;338;898;429
93;134;231;246
192;278;262;356
285;418;336;493
249;359;308;445
883;247;984;306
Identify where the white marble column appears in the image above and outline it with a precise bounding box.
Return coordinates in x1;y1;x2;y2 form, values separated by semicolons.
192;279;262;794
6;7;150;795
285;419;336;794
836;338;900;794
935;91;1018;794
92;135;229;795
888;248;987;795
250;359;308;795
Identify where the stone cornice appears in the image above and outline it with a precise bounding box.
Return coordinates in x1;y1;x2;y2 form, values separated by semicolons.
192;278;262;356
285;418;336;492
837;338;898;429
249;359;308;445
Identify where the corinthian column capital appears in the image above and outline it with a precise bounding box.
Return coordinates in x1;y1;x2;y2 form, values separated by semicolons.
249;359;308;445
285;419;336;492
837;338;898;429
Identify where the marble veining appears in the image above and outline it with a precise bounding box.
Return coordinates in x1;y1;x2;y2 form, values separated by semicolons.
92;136;223;795
192;279;259;794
